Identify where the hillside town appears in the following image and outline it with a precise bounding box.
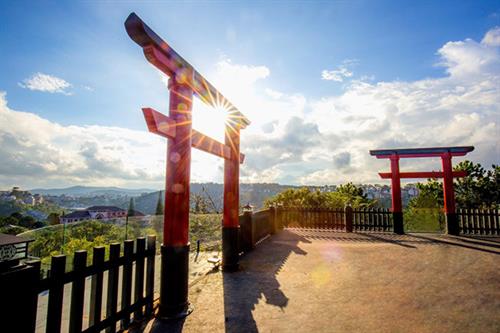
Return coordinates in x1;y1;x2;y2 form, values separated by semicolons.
0;187;44;206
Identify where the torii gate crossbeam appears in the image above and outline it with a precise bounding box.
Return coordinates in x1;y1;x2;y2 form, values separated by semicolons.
125;13;250;319
370;146;474;235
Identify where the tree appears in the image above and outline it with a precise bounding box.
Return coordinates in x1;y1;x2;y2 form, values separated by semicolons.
153;191;164;234
0;216;18;227
415;179;443;207
404;161;499;231
336;182;372;207
404;186;444;232
155;191;164;215
18;215;36;228
32;220;47;229
264;184;373;209
127;198;136;217
191;193;210;214
454;161;499;208
47;212;61;225
10;212;23;221
337;182;366;198
408;161;499;210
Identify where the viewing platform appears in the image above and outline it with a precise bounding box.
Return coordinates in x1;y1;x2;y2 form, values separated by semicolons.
133;228;500;333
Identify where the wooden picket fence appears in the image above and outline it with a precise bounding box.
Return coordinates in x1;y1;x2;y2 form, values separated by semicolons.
5;236;157;333
279;206;393;232
457;208;500;235
352;208;393;232
281;207;345;229
240;206;500;238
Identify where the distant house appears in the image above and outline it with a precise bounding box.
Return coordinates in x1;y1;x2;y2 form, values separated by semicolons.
60;210;91;224
61;205;127;224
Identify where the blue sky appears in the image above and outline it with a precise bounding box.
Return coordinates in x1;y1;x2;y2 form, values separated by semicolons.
0;1;499;188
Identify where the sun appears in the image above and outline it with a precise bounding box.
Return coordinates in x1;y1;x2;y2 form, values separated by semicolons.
192;99;228;142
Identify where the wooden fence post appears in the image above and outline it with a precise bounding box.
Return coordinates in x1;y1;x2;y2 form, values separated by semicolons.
47;255;66;333
121;240;134;329
106;243;120;333
69;251;87;333
240;209;254;252
269;206;277;234
276;205;284;230
134;238;146;322
345;206;353;233
90;247;105;328
145;235;156;317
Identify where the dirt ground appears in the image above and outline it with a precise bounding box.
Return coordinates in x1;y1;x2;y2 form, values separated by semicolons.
133;229;500;333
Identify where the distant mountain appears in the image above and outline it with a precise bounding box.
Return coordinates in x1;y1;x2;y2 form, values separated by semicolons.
28;183;313;215
30;186;155;197
131;183;300;215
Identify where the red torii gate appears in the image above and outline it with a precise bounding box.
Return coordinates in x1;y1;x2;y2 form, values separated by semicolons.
125;13;250;319
369;146;474;235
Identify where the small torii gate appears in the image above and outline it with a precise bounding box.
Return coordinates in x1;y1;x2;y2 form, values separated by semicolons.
125;13;250;319
369;146;474;235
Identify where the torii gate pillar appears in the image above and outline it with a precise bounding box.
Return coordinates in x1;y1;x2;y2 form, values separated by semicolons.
222;124;241;271
389;155;404;234
441;152;458;235
160;77;193;318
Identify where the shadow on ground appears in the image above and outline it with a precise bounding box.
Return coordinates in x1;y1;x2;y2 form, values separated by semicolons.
222;230;311;333
129;229;500;332
287;228;500;255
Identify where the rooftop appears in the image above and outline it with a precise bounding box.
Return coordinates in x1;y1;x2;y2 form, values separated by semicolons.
86;206;125;212
61;210;90;219
0;233;32;246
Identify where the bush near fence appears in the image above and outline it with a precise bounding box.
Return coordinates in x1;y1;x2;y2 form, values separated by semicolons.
20;214;222;272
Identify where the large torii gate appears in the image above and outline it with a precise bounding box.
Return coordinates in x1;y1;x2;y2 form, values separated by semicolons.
125;13;250;319
370;146;474;235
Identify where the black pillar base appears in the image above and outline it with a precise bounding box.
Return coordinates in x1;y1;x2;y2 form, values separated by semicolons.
393;212;404;235
222;227;239;272
445;213;459;236
159;244;192;320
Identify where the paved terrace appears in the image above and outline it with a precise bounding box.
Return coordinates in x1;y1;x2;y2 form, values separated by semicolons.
132;229;500;333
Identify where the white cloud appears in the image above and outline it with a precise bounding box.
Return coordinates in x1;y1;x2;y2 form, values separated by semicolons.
0;91;165;188
482;26;500;46
215;57;270;85
2;27;499;188
298;27;500;184
234;27;498;185
321;66;353;82
321;59;357;82
19;73;72;95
